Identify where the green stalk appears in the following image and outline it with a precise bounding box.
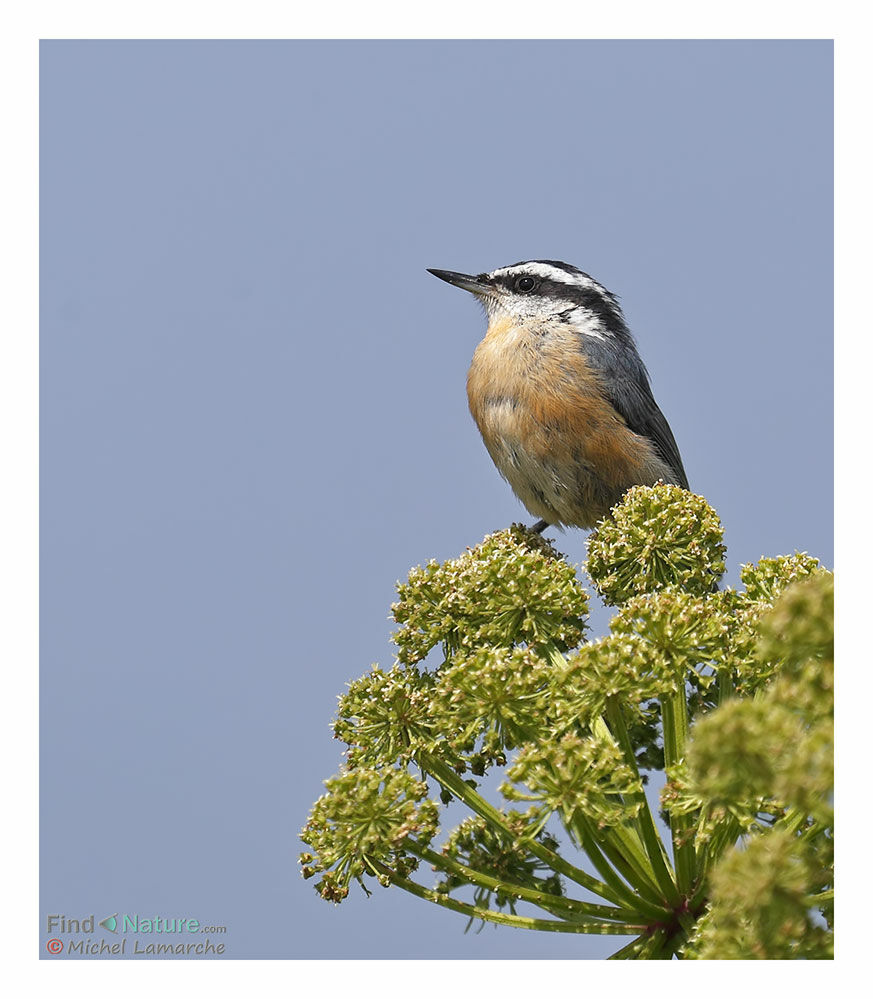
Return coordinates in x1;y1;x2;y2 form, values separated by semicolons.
807;889;833;906
408;841;642;924
419;749;670;921
800;819;827;839
597;822;664;898
374;862;646;936
635;928;671;959
660;690;696;895
542;643;570;671
675;908;696;937
657;932;683;960
417;749;624;905
607;935;648;960
599;703;680;905
570;811;666;910
775;806;811;836
717;666;734;705
540;640;675;909
697;813;742;877
689;874;709;913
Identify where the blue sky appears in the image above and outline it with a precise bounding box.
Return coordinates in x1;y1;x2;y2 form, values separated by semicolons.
40;39;832;959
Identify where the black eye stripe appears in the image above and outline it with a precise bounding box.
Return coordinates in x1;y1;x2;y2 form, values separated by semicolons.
497;274;578;299
490;270;630;340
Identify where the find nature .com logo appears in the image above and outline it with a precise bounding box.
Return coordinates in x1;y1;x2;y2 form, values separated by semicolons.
44;912;228;956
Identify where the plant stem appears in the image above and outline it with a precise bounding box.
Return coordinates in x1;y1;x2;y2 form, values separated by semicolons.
545;643;677;905
408;841;643;924
775;806;810;835
599;703;680;906
571;812;666;910
636;927;671;959
606;935;648;959
418;749;671;922
717;666;734;705
697;814;743;878
568;813;671;918
376;863;646;936
807;889;833;906
660;690;696;895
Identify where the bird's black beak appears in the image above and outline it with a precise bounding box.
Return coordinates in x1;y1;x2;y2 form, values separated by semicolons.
427;268;492;295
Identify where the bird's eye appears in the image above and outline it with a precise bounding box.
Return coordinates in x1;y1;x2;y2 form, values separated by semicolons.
514;276;537;293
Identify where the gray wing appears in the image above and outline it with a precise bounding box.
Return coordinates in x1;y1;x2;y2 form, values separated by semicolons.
605;372;689;489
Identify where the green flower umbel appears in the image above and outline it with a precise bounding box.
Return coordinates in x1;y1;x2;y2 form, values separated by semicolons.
502;731;643;830
300;484;832;959
586;485;726;604
333;665;437;768
684;829;832;960
430;646;552;762
436;810;563;912
392;525;589;663
299;768;439;902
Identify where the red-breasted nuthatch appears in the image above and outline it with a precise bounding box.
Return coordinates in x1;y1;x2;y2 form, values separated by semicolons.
428;260;689;531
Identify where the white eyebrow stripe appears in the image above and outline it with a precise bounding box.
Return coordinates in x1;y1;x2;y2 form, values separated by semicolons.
491;261;597;288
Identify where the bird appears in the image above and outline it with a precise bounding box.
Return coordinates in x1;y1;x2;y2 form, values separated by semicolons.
427;260;689;532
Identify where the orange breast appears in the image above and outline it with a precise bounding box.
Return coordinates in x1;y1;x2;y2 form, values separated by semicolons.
466;316;671;526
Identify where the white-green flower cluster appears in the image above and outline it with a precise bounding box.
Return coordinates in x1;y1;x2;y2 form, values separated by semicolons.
392;525;589;663
502;731;644;829
300;486;833;961
300;768;439;902
677;571;833;959
586;484;726;603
